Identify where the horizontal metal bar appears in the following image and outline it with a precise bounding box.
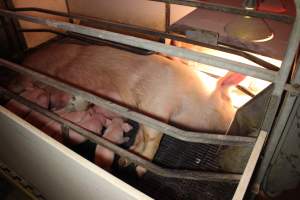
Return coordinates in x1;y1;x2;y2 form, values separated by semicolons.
284;84;300;95
0;58;256;146
0;86;241;182
0;9;277;82
18;27;279;73
11;7;279;72
17;29;261;98
149;0;294;23
18;28;154;55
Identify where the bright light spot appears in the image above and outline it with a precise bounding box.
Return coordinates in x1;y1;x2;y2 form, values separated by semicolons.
186;46;282;108
193;69;218;93
253;33;274;43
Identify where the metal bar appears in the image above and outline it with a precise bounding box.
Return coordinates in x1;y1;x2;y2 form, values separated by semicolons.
19;31;298;98
261;0;300;131
18;29;282;98
284;84;300;95
171;23;219;46
17;29;154;55
0;86;241;182
0;9;277;82
272;19;300;95
18;28;66;35
165;2;171;32
220;46;280;72
0;58;256;146
292;59;300;85
10;7;280;71
232;130;268;200
253;0;300;194
2;0;27;53
0;3;25;61
64;0;73;23
149;0;294;23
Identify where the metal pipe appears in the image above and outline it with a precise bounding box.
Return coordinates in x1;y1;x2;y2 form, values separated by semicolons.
219;46;280;71
272;17;300;95
233;130;268;200
149;0;294;23
17;29;154;55
0;58;256;146
253;0;300;194
11;7;280;71
165;3;171;32
0;86;241;182
0;9;277;82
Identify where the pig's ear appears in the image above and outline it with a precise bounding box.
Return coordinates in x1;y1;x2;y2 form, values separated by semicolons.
122;123;133;132
104;119;112;127
217;72;246;88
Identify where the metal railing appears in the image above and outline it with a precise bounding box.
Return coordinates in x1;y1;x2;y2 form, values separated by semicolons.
0;0;299;195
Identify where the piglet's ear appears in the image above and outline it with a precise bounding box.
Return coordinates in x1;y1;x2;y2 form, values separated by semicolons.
122;123;133;133
217;72;246;88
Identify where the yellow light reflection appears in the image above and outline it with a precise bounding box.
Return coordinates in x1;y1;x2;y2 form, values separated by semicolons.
188;46;282;108
253;33;274;43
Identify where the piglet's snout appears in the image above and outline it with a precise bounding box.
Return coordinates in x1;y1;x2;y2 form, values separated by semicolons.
103;118;133;144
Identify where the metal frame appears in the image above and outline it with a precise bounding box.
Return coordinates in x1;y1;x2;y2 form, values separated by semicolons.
0;0;298;198
0;58;255;146
8;7;280;71
0;86;241;182
0;10;279;82
149;0;294;23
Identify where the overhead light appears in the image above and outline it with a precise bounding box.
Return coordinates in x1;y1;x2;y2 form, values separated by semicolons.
224;0;274;43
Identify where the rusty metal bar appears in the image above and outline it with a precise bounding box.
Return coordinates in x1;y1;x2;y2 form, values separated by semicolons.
149;0;294;23
0;9;277;82
0;86;241;182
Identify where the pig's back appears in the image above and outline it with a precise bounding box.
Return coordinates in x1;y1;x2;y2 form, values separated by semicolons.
23;43;207;104
23;43;222;131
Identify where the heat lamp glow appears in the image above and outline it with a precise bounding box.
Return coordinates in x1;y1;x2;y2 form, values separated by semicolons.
188;46;282;108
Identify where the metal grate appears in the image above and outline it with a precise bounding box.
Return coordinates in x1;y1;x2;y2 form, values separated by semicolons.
114;135;237;200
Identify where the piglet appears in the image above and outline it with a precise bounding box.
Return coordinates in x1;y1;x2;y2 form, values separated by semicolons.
94;118;132;171
5;85;48;118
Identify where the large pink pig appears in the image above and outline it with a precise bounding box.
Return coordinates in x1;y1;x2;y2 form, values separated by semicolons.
22;43;244;167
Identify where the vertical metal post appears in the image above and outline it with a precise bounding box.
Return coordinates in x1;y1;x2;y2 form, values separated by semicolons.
252;0;300;195
260;59;300;194
233;131;267;200
1;0;27;60
165;3;171;33
64;0;73;23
